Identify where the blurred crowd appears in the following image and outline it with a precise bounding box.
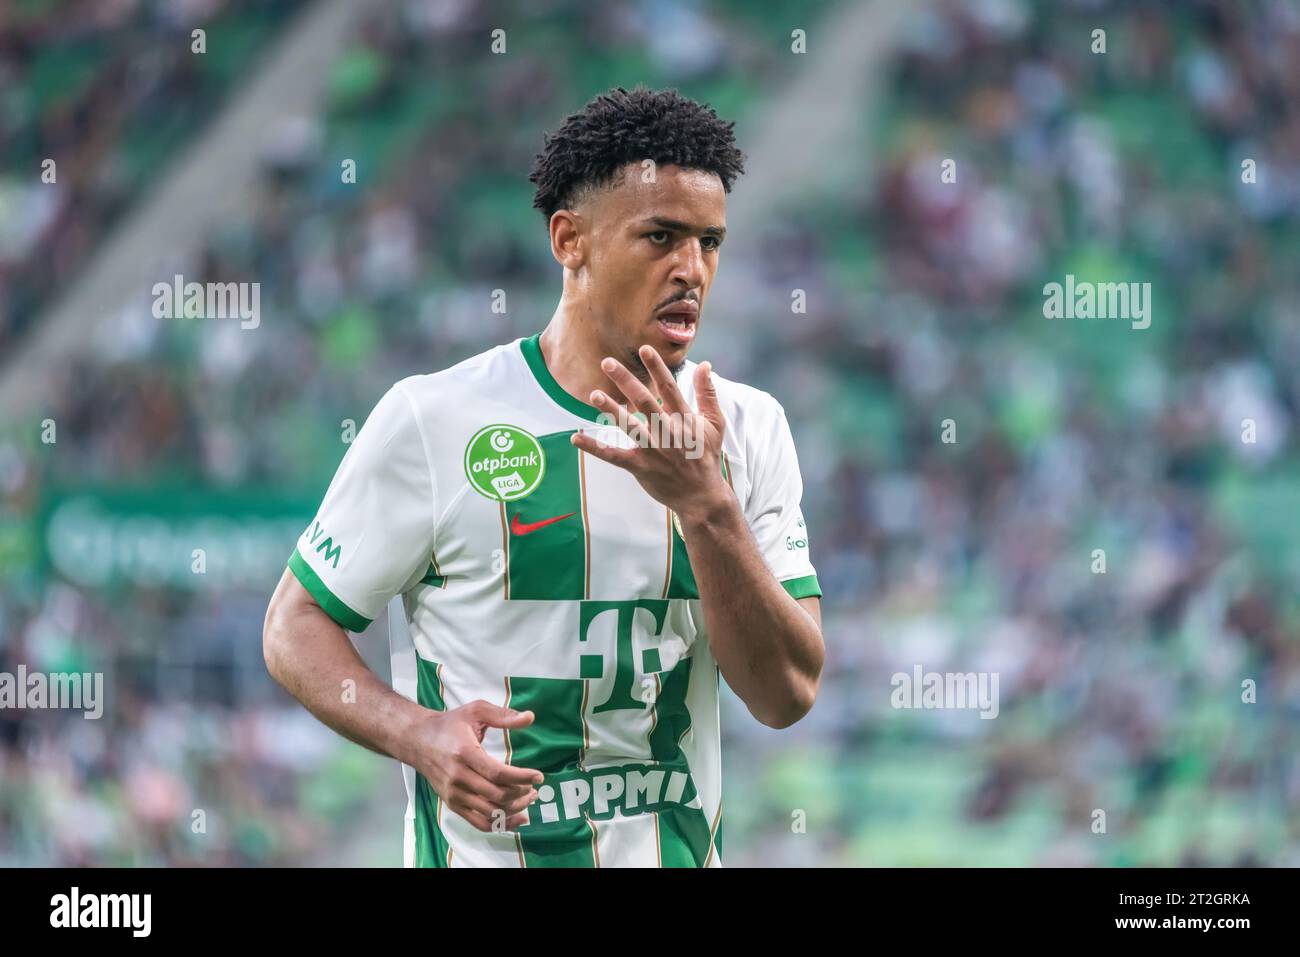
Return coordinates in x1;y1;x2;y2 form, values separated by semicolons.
725;0;1300;866
0;0;822;866
0;0;307;358
2;0;1298;865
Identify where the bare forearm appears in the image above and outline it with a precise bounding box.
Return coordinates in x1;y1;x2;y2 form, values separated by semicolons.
680;493;823;728
263;581;427;766
568;350;823;727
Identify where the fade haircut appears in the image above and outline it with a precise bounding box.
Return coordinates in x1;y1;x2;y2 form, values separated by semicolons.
529;86;746;223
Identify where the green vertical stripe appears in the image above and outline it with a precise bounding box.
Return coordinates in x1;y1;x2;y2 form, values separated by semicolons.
505;431;586;600
649;656;713;867
658;804;713;867
508;676;596;867
416;656;446;711
415;775;451;868
419;561;446;588
665;517;698;599
414;656;452;868
648;657;693;761
663;449;729;601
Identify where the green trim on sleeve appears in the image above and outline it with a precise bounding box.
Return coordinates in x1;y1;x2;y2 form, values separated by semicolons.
288;548;373;632
780;574;822;600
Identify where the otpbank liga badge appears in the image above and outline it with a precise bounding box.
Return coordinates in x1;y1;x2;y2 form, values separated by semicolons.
463;424;546;501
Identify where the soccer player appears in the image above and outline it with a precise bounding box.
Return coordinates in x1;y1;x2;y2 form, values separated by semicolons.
263;86;824;867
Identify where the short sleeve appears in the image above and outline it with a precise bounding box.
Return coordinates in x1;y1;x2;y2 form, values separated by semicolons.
743;398;821;600
287;382;437;631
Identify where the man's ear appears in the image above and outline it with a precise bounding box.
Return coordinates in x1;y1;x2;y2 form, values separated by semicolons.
549;210;585;270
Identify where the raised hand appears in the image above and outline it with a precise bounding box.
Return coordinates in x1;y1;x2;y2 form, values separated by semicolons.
570;344;733;524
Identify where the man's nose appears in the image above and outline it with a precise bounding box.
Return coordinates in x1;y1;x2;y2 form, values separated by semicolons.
671;237;706;288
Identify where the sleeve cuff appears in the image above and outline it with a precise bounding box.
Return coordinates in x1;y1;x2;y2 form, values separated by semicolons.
288;548;373;632
779;574;822;600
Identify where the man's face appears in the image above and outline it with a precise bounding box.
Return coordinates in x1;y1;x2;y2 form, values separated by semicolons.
576;163;727;378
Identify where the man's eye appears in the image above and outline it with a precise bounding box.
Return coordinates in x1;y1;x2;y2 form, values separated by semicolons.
647;231;670;244
702;236;721;250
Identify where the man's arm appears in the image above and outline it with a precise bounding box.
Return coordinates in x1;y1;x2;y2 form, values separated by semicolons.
263;568;543;832
678;496;823;729
571;345;825;730
263;567;429;760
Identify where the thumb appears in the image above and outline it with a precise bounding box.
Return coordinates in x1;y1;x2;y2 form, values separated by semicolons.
694;361;724;432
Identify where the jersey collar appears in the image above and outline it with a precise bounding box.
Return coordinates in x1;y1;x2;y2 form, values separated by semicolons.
520;333;605;423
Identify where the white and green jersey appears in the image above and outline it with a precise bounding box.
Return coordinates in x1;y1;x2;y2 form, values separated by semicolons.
287;333;820;867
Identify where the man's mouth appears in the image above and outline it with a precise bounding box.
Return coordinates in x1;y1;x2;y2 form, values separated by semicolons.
655;301;698;344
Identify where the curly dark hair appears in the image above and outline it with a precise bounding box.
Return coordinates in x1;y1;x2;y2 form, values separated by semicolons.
529;86;746;223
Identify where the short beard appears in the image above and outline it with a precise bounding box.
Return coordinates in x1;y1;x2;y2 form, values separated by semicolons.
627;347;686;381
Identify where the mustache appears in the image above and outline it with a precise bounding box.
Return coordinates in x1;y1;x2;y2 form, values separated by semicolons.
654;293;700;311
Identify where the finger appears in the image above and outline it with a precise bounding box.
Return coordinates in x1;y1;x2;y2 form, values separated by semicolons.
590;390;655;447
571;430;639;470
497;787;540;817
448;757;536;809
463;746;545;789
600;356;660;416
453;793;535;833
458;791;528;825
446;796;495;832
638;344;688;414
457;764;535;806
693;361;725;433
466;777;537;812
468;702;536;731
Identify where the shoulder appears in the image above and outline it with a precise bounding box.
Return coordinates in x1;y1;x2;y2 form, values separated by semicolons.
351;340;526;453
679;358;788;440
390;338;523;407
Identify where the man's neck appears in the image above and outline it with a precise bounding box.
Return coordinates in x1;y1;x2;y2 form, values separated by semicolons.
538;302;660;410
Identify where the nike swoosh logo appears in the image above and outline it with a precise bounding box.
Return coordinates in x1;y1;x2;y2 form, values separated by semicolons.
511;512;576;536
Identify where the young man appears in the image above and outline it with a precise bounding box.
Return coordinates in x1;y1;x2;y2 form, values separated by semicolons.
263;87;824;867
